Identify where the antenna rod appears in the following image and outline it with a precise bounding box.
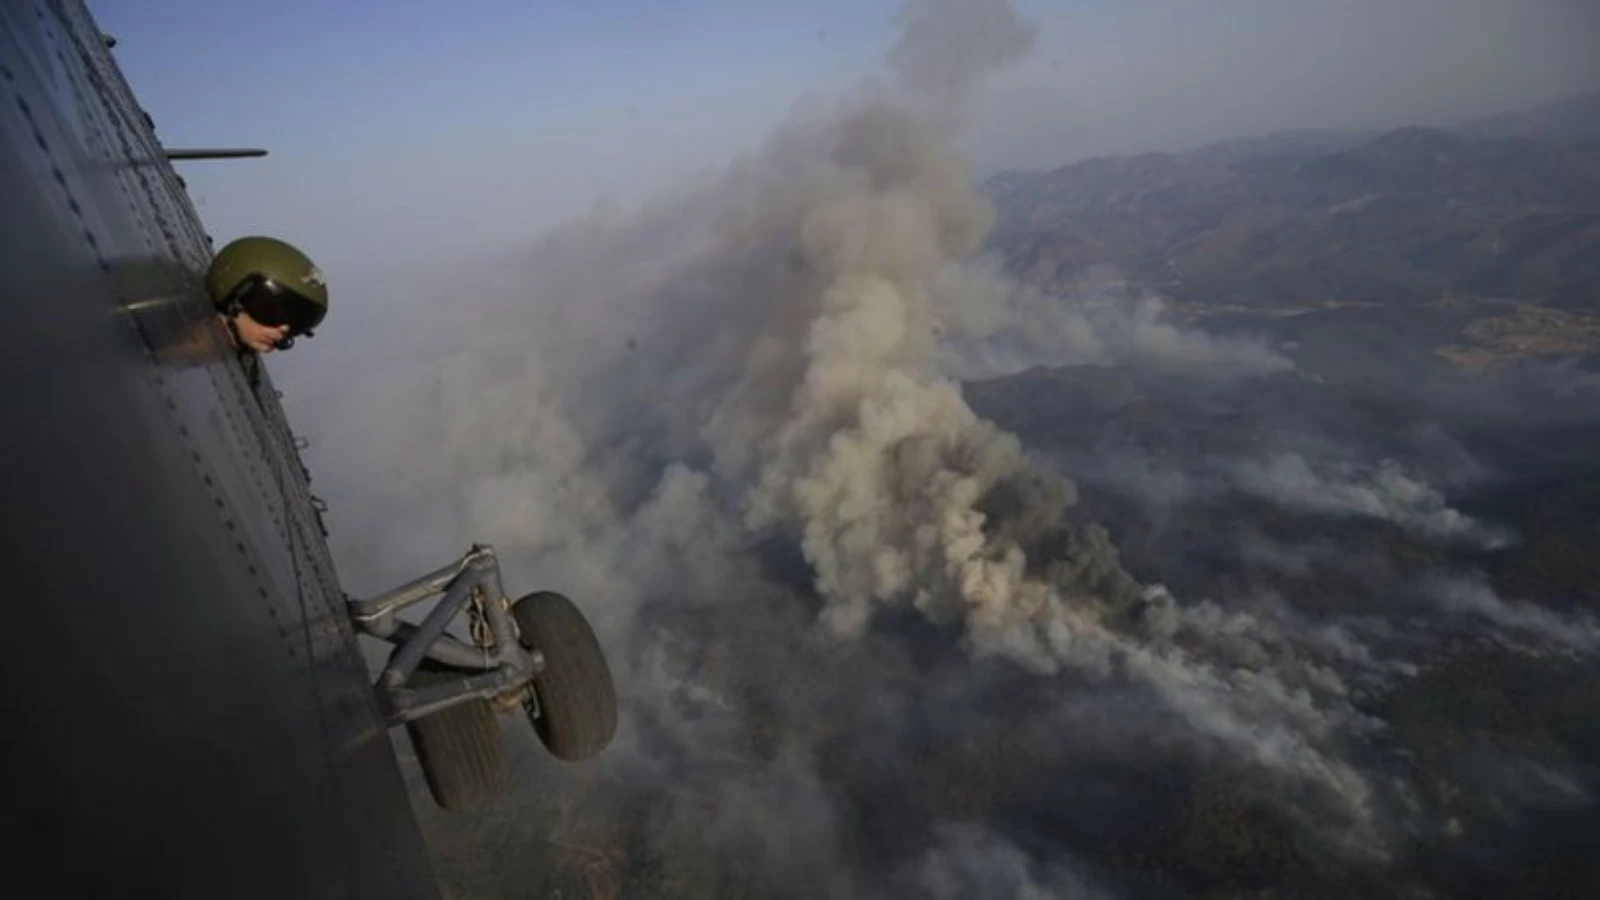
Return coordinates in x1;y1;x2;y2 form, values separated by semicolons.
164;148;268;160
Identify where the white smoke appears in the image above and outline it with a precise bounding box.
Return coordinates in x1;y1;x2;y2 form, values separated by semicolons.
1425;576;1600;655
669;84;1389;844
1075;447;1510;550
934;265;1293;381
298;0;1557;884
1228;455;1514;548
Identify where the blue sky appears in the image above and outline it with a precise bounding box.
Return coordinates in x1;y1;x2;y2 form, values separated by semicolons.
94;0;1598;286
93;1;915;273
94;0;897;275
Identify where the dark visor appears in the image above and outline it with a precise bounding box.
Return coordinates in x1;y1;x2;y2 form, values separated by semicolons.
229;275;325;336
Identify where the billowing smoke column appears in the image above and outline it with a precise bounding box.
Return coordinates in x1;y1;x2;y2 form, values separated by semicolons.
327;0;1397;870
562;0;1383;844
308;5;1600;894
681;1;1145;673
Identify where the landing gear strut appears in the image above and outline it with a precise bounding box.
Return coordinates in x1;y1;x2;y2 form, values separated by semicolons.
347;545;618;811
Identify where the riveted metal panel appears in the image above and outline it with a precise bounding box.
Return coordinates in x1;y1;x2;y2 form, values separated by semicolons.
0;4;440;897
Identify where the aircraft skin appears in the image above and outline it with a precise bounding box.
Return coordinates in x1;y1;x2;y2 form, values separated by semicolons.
1;2;441;896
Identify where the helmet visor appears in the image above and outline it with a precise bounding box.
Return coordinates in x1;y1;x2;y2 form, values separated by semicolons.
231;275;325;336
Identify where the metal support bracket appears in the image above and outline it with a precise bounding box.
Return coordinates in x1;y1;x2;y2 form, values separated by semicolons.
347;544;543;726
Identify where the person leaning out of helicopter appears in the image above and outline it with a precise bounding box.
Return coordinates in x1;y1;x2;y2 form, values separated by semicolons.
204;235;329;354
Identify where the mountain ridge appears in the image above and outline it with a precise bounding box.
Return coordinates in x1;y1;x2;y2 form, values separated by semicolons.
983;92;1600;372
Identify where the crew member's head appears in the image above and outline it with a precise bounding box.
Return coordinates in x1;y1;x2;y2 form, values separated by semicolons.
204;236;328;353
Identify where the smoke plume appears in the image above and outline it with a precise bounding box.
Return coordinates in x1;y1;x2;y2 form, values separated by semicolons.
293;1;1600;896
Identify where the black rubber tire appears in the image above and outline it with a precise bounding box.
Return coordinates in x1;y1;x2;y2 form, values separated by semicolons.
404;661;510;812
512;591;618;761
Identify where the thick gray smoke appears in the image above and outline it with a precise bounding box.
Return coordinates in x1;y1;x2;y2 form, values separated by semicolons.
292;1;1598;895
543;2;1382;841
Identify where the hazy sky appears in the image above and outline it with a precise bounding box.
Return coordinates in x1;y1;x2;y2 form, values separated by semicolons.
95;0;1597;281
978;0;1600;171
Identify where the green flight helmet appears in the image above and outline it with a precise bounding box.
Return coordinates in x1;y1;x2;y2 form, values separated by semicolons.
205;236;329;338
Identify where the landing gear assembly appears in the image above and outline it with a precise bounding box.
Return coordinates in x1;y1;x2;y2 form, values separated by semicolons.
348;545;618;812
